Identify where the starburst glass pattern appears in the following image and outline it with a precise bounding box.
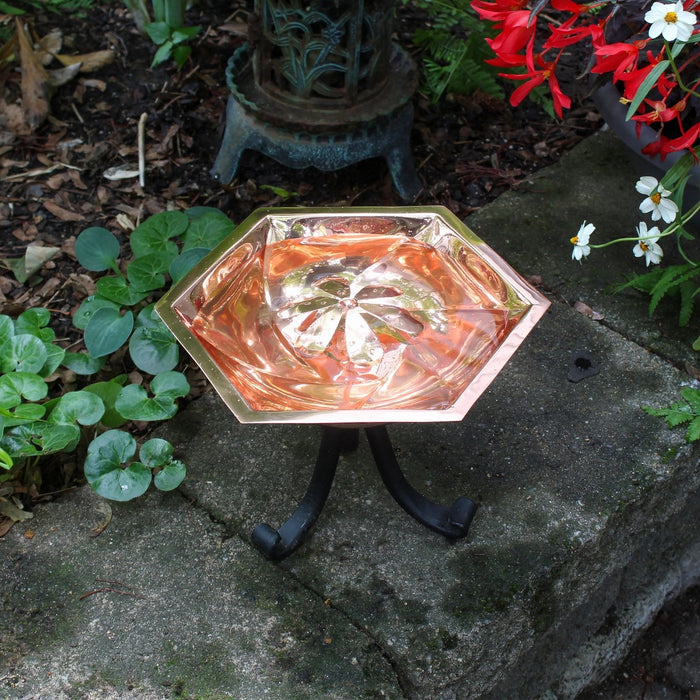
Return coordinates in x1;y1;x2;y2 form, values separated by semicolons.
158;209;550;424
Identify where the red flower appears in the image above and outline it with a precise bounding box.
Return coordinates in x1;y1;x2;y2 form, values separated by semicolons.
505;56;572;118
592;39;649;81
486;11;535;59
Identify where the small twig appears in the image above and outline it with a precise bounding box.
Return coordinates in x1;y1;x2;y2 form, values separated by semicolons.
79;578;146;601
71;102;85;124
138;112;148;188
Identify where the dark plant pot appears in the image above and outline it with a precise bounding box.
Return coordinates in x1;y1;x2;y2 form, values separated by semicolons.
592;82;699;220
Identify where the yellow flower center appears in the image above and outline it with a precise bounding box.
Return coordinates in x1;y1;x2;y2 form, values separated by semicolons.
664;11;678;23
570;235;579;245
639;241;649;252
651;192;662;204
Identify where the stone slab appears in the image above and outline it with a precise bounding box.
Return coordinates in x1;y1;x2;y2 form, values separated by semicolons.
2;130;699;699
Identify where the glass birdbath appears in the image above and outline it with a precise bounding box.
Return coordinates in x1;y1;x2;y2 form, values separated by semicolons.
156;207;550;559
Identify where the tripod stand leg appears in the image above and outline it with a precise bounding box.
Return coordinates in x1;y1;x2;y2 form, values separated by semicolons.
365;425;477;539
251;427;354;560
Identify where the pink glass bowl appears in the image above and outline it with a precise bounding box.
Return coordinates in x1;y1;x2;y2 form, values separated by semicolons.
156;207;550;424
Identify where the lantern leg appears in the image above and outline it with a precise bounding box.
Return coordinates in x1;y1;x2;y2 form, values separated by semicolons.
365;425;477;539
250;427;355;560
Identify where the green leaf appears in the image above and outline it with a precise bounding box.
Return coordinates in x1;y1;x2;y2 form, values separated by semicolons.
169;247;209;283
186;206;227;220
115;371;189;421
150;370;190;400
152;40;173;67
0;372;49;407
144;20;171;44
139;437;174;467
130;211;188;258
74;227;121;272
680;387;700;414
73;295;121;330
0;315;14;345
153;459;186;491
686;416;700;442
182;212;235;251
83;430;151;501
84;307;134;358
172;25;200;42
626;60;670;120
83;377;128;428
0;403;46;428
129;309;179;374
3;245;60;283
0;446;12;470
95;277;149;306
49;391;105;426
38;343;65;378
643;401;693;426
15;308;54;342
1;335;48;374
1;422;81;458
127;256;167;292
61;352;106;375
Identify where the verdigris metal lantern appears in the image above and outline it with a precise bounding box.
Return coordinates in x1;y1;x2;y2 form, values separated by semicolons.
211;1;421;200
157;207;550;559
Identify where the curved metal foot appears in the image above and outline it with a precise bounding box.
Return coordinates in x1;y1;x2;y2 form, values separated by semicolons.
251;427;347;560
365;425;477;539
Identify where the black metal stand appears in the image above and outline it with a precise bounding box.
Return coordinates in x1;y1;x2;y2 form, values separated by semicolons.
251;426;477;560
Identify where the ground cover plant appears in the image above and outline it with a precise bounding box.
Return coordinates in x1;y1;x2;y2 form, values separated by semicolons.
0;207;233;530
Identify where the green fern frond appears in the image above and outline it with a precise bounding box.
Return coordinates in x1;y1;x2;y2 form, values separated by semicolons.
404;0;503;102
648;263;699;317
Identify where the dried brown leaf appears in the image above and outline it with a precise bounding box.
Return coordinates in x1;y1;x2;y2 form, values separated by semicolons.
35;28;62;66
16;19;51;131
55;49;116;73
46;62;82;88
67;272;96;297
574;300;604;321
43;200;84;221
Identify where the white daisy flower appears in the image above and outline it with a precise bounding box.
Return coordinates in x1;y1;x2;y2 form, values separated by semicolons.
571;221;594;261
633;222;664;266
644;1;697;42
635;175;679;223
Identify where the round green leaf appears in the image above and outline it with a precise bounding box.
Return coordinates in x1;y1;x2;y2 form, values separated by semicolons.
150;371;190;400
49;390;105;426
182;212;234;251
84;308;134;358
84;430;151;501
139;437;173;467
153;460;186;491
130;211;188;258
134;304;161;329
1;422;80;458
129;325;179;375
95;277;149;306
4;335;48;374
0;372;48;407
15;308;54;342
61;352;106;375
114;384;177;421
83;377;128;428
127;256;167;292
73;295;120;331
169;247;209;283
75;227;121;272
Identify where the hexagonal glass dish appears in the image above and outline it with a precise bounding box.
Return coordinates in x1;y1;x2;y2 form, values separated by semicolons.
155;207;550;424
